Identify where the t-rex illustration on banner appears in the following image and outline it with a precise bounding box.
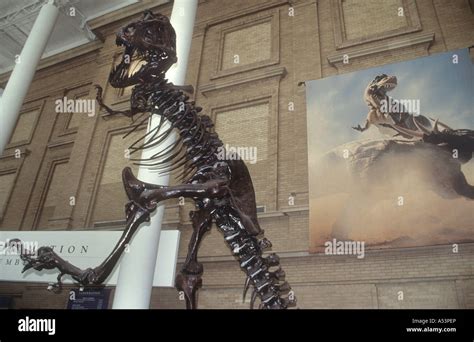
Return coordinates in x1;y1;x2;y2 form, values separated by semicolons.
306;49;473;252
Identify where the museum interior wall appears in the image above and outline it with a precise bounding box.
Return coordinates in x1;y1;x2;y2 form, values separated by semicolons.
0;0;473;308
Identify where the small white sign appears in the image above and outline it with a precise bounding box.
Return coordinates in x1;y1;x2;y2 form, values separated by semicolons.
0;230;180;287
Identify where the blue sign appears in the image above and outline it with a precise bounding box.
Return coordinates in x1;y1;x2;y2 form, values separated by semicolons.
67;288;111;310
0;296;13;309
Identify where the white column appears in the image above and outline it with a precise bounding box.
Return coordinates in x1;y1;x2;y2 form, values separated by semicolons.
112;0;198;309
0;1;59;155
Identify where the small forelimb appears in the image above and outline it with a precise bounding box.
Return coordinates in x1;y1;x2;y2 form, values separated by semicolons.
95;85;135;118
352;119;370;132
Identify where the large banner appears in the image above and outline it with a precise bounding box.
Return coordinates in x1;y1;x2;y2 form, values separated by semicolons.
306;49;473;253
0;230;180;287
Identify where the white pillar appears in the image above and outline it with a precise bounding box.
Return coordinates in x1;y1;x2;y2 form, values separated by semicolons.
0;1;59;155
112;0;198;309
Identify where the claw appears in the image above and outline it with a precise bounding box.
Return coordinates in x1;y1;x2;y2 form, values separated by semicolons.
21;262;34;273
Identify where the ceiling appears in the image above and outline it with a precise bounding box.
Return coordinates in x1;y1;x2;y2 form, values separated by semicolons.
0;0;140;75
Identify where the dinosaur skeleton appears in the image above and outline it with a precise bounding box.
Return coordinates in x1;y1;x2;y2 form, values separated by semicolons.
352;74;451;138
15;11;296;309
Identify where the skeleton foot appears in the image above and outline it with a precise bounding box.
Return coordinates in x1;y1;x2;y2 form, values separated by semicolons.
19;246;101;290
20;246;66;292
15;193;153;292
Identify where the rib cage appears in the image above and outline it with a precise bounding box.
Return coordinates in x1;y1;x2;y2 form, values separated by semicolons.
124;79;223;182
